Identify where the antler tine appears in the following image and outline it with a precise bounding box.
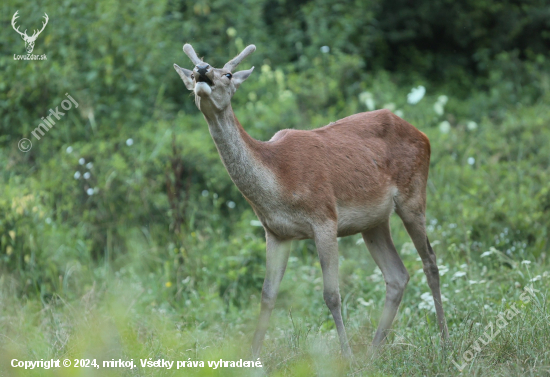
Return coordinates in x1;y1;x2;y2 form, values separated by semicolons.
223;45;256;72
183;44;203;66
11;11;26;37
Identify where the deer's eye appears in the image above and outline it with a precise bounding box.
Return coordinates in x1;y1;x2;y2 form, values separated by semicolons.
225;73;232;79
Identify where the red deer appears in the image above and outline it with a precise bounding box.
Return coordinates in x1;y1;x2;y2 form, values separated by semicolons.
174;44;448;358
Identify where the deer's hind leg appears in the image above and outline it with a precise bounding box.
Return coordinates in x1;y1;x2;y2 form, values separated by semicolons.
362;220;409;346
395;194;449;340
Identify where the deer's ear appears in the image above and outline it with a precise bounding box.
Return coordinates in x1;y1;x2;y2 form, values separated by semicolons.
174;64;195;91
232;67;254;89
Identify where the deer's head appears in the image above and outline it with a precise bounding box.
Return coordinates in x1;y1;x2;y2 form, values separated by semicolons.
11;11;49;54
174;44;255;113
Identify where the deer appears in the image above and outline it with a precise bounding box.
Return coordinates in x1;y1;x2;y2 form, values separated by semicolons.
11;11;49;54
174;44;448;358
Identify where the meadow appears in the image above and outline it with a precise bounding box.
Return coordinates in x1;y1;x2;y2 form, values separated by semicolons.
1;0;549;375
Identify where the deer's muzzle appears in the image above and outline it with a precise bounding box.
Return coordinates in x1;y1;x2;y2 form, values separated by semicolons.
196;74;213;86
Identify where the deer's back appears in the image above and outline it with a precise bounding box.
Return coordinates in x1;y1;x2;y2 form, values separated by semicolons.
259;109;429;196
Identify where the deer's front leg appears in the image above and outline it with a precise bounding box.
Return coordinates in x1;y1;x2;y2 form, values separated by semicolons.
314;223;353;358
251;231;291;358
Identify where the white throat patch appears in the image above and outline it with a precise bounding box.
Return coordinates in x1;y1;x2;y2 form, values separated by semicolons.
194;82;212;97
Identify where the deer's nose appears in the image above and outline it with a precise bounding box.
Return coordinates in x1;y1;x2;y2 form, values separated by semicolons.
196;64;209;76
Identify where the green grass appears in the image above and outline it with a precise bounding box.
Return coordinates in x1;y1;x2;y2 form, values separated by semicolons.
1;225;549;376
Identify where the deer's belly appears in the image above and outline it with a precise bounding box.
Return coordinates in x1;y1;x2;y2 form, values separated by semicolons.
251;189;396;240
254;206;314;240
336;197;395;237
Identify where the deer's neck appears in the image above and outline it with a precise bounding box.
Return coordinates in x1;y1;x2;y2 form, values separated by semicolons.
202;106;276;202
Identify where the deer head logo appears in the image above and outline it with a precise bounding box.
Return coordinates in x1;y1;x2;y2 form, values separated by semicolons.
11;11;49;54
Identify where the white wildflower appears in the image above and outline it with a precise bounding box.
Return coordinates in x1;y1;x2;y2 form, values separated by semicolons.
434;102;444;115
359;92;375;110
383;103;396;111
438;95;448;105
438;265;449;276
365;98;375;111
419;292;447;313
357;298;373;307
439;121;451;134
407;86;425;105
433;94;448;115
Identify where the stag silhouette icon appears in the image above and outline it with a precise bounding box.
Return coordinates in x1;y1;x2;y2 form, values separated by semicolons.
11;11;49;54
